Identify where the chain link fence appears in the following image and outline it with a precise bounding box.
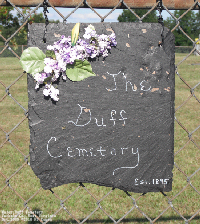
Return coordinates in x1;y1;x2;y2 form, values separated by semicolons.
0;0;200;223
0;45;28;57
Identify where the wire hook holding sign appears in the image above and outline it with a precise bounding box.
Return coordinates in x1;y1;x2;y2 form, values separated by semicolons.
157;0;164;47
43;0;49;43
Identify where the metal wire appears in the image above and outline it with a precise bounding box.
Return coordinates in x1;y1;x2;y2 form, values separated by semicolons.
0;0;200;223
157;0;164;46
43;0;49;43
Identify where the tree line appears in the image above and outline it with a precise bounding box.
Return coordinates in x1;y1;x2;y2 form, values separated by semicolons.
0;6;59;46
1;7;200;46
118;9;200;46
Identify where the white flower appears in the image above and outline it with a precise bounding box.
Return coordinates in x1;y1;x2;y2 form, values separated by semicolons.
69;50;77;63
83;24;97;39
34;73;47;89
34;73;40;79
50;86;59;101
99;41;108;49
62;73;67;80
47;45;54;50
58;59;66;71
44;65;53;74
88;24;95;30
43;87;50;96
83;33;91;39
76;45;85;52
102;49;108;57
60;37;68;44
35;83;39;89
43;84;59;101
85;24;95;33
55;52;62;61
99;34;108;40
44;58;58;74
44;58;54;65
110;32;115;38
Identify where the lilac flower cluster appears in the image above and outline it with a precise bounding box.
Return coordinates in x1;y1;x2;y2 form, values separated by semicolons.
34;24;117;101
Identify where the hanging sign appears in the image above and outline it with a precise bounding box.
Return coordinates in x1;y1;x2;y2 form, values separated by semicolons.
25;23;175;192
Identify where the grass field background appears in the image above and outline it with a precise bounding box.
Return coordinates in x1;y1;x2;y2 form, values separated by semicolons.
0;54;200;223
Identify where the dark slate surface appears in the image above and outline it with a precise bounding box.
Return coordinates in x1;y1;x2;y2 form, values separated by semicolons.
28;23;175;192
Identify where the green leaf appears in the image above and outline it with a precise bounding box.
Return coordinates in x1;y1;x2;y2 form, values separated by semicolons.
66;59;96;81
44;76;52;84
46;50;56;59
20;47;46;75
71;23;80;47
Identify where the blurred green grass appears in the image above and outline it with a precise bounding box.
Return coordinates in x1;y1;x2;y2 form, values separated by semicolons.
0;54;200;224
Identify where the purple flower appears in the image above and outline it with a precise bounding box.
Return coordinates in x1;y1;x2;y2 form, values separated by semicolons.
33;24;117;101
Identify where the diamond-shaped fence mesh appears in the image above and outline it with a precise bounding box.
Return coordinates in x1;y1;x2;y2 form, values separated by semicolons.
0;0;200;223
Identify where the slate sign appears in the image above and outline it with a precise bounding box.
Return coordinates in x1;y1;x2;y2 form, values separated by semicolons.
28;23;175;192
